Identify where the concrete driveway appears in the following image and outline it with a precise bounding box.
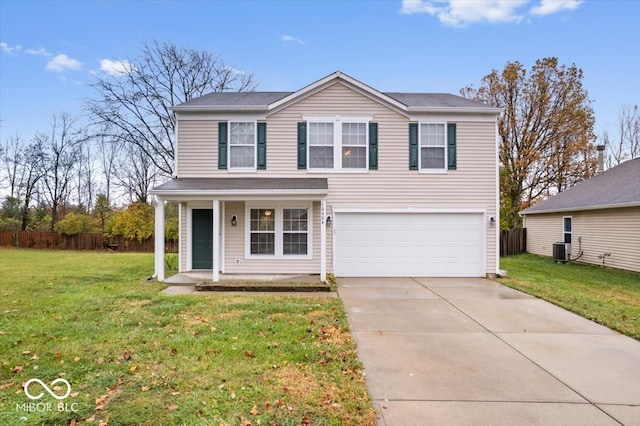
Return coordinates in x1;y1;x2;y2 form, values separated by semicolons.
338;277;640;426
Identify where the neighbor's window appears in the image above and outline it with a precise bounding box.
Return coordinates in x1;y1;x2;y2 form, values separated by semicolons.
420;123;446;170
341;123;367;169
309;122;334;168
283;208;308;255
563;216;572;244
229;122;255;169
250;208;274;255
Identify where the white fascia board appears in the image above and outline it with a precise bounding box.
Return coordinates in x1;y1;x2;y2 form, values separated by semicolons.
520;202;640;216
171;105;269;112
408;106;502;115
332;207;487;214
150;189;328;202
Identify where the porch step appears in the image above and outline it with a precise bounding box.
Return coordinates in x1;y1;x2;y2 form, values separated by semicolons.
195;281;331;292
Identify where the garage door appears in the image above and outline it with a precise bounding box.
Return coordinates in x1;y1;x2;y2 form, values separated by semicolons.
334;212;484;277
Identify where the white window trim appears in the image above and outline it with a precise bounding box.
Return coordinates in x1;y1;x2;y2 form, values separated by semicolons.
304;115;372;172
228;121;257;172
244;202;313;259
563;216;572;245
418;122;448;174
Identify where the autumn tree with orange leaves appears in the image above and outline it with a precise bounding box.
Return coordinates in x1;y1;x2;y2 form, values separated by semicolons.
462;57;596;229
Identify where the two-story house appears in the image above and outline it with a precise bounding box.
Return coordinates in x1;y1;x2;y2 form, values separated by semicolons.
150;72;501;282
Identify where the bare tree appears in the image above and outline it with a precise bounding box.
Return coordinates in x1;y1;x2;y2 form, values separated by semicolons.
36;112;87;231
602;104;639;168
1;135;46;230
462;57;596;228
115;142;159;204
86;40;257;176
94;124;121;203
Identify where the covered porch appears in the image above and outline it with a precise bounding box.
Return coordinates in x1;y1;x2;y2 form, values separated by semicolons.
150;178;330;283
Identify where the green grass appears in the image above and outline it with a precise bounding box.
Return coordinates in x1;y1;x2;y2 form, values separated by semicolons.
498;254;640;340
0;249;377;426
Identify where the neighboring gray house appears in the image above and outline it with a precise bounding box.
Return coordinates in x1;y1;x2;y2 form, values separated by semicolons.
150;72;501;282
521;157;640;272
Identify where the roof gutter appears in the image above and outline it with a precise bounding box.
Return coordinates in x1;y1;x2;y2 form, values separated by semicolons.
520;202;640;215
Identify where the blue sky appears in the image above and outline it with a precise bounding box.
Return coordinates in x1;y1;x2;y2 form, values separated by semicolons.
1;0;639;142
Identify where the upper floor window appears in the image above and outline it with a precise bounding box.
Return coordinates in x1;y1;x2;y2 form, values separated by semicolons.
420;123;446;171
307;118;369;171
309;123;334;168
341;123;367;169
229;122;256;169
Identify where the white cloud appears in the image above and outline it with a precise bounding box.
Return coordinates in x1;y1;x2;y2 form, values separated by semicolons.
46;54;82;72
530;0;582;16
401;0;581;26
1;42;22;54
281;34;305;45
26;47;51;56
99;59;134;76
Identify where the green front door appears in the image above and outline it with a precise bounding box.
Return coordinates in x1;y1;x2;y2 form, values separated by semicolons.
192;209;213;269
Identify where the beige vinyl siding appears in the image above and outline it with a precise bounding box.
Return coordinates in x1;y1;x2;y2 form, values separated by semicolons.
524;207;640;272
177;120;217;178
174;81;498;275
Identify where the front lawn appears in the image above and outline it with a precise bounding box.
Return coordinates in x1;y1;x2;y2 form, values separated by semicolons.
499;254;640;340
0;249;377;425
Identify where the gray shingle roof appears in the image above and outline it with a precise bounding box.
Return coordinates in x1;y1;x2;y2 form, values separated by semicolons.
173;90;491;110
521;158;640;214
152;177;328;193
175;92;291;108
384;92;489;108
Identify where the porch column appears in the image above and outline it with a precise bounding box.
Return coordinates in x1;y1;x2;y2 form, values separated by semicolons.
154;197;165;282
320;198;327;282
212;199;220;282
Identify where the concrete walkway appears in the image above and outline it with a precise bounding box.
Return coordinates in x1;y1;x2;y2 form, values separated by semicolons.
338;277;640;426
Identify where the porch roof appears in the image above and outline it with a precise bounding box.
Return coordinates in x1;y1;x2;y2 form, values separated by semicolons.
151;177;328;199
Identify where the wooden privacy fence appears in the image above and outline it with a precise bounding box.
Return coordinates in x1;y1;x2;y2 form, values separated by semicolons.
0;230;178;253
500;228;527;257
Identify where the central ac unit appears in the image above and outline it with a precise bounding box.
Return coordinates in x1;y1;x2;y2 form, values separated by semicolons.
553;242;570;263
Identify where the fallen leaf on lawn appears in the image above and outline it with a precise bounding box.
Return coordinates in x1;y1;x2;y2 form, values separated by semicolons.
141;386;150;392
31;354;39;360
250;405;260;415
54;352;62;359
130;366;137;372
240;419;251;426
73;356;81;362
97;357;104;364
171;391;180;396
21;350;31;355
123;351;132;360
70;392;79;398
10;366;23;374
210;327;216;332
166;404;179;411
243;350;255;358
301;416;312;425
230;391;236;399
0;382;13;390
170;348;178;355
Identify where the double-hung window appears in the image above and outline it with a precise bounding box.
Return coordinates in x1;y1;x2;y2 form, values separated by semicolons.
250;208;275;255
229;122;256;169
563;216;572;245
283;208;308;255
341;123;367;169
309;123;334;168
420;123;446;171
307;118;369;170
247;205;311;257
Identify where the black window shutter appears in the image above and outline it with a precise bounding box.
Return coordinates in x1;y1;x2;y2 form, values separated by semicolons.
257;122;267;170
409;123;418;170
369;122;378;170
218;122;228;170
447;123;457;170
297;122;307;170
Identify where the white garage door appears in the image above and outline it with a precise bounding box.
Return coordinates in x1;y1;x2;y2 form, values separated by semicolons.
335;212;484;277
